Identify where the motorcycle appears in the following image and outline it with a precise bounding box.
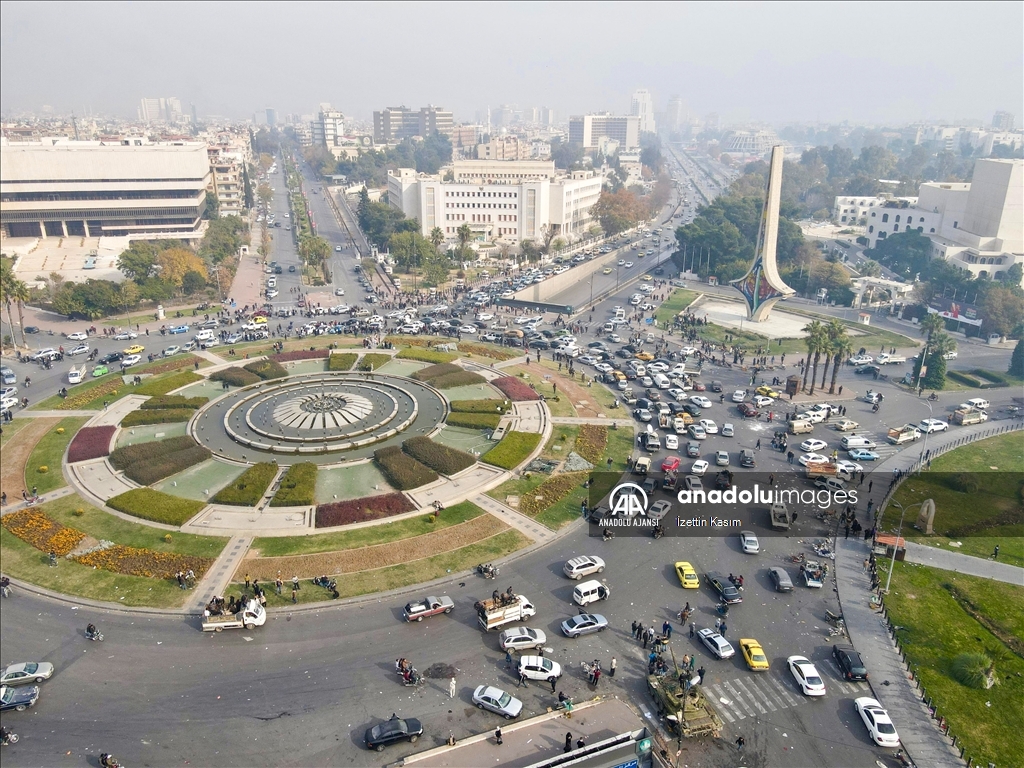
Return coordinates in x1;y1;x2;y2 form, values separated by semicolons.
401;668;423;687
825;609;845;627
311;575;336;590
476;563;498;580
927;392;939;401
86;630;104;642
1;731;19;746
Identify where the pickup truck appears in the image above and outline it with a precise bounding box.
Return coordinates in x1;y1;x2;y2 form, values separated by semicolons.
952;407;989;426
403;595;455;622
887;425;922;444
67;365;86;384
769;502;792;530
475;593;537;631
801;561;825;588
202;599;267;632
876;353;906;365
633;457;652;474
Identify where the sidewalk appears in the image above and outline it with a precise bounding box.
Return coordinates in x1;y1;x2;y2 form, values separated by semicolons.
903;542;1023;585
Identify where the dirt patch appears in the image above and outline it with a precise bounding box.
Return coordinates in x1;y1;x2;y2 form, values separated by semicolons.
236;514;510;580
0;418;60;496
548;374;602;418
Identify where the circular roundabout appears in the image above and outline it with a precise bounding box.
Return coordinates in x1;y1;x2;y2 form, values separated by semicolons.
190;372;448;465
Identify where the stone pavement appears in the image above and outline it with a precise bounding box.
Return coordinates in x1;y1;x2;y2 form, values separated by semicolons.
903;542;1023;585
471;493;554;544
186;534;253;612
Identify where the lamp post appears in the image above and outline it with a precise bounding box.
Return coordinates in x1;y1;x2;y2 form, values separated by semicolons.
917;400;933;475
882;499;924;594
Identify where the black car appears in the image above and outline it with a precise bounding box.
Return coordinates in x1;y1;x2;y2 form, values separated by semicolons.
24;326;40;334
682;403;702;417
710;380;723;393
99;352;124;365
705;571;742;604
685;441;701;458
530;340;550;350
0;684;39;712
615;349;632;359
668;402;686;414
855;365;881;375
587;341;606;349
768;566;794;592
832;645;868;681
654;267;665;275
364;716;423;751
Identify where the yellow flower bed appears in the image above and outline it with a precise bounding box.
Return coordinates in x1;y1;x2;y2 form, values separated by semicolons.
576;424;608;465
73;545;212;580
59;378;121;410
1;509;85;556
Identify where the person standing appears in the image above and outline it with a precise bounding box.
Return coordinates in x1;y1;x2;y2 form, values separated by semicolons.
576;737;586;749
609;657;617;677
494;727;503;746
662;620;672;639
736;736;746;752
631;620;638;637
697;665;706;685
505;649;513;670
449;677;457;698
565;732;573;753
550;676;557;694
689;622;695;638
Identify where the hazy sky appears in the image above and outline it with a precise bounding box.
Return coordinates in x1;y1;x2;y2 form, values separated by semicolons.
2;1;1021;126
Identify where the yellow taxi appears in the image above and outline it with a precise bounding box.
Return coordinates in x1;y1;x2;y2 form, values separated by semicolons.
251;315;268;324
123;344;145;355
602;267;613;275
674;561;699;589
634;352;655;361
740;638;770;671
755;385;781;399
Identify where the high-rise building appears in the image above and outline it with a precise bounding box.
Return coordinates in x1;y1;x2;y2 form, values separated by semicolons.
568;114;640;150
312;105;345;148
631;89;656;134
373;106;453;143
138;97;183;123
539;107;555;127
665;96;686;132
265;108;277;127
992;111;1015;131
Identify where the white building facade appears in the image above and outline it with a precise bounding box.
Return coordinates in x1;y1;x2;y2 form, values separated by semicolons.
631;89;656;134
568;114;640;150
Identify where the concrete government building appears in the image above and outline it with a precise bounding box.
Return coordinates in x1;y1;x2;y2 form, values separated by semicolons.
0;138;212;240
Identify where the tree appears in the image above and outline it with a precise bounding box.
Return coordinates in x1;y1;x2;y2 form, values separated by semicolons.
158;248;208;287
257;183;273;208
203;190;220;220
859;259;882;277
429;227;444;249
299;236;331;279
820;319;849;391
117;241;159;282
591;188;648;235
181;270;207;295
520;240;540;264
116;281;140;316
0;261;25;347
802;321;827;394
1009;338;1024;378
242;164;255;210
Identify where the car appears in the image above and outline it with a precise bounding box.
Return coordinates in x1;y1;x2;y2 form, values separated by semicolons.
740;638;770;671
685;441;701;458
1;395;19;411
198;319;219;329
648;500;672;521
0;386;16;399
635;351;654;361
686;458;708;476
563;555;606;580
684;475;703;492
472;685;523;719
92;364;109;377
364;716;424;751
855;697;900;747
855;364;881;375
67;343;90;356
199;339;219;350
633;408;653;422
755;385;781;398
123;344;145;355
740;530;760;554
705;571;742;603
67;331;89;341
848;449;880;461
458;325;477;334
23;326;39;334
0;684;39;712
698;419;718;434
121;354;142;367
768;566;794;592
674;561;699;588
617;259;625;266
168;325;190;334
752;395;774;408
288;265;297;273
738;402;760;418
799;453;829;467
499;627;547;652
697;628;735;659
602;266;613;274
624;261;634;268
833;418;860;432
835;459;863;475
689;395;712;408
518;655;562;682
918;418;949;433
163;345;181;357
0;663;54;686
687;424;707;440
832;644;869;681
848;354;873;365
402;595;455;621
560;613;608;638
113;330;138;340
713;450;729;467
664;433;679;450
659;456;680;472
800;438;828;452
692;381;706;392
266;289;279;298
788;656;826;696
721;422;735;437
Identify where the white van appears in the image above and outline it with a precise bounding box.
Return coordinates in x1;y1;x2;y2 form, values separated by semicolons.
788;419;814;435
572;580;611;606
840;435;877;450
653;373;671;390
964;398;990;411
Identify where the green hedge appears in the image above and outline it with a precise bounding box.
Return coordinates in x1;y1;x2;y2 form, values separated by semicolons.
481;431;541;470
125;446;212;485
243;359;287;380
446;412;502;429
209;367;261;387
396;347;457;364
110;436;199;470
106;488;206;526
429;371;486;389
374;446;438;490
328;352;358;371
358;353;391;371
140;395;207;410
121;408;195;427
411;362;461;381
971;368;1018;385
402;436;476;475
211;462;279;506
451;399;511;414
134;371;202;397
269;462;318;507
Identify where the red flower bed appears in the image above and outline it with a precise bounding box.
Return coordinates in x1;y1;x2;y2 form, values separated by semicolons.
315;492;415;528
492;376;540;401
67;425;117;463
270;349;330;363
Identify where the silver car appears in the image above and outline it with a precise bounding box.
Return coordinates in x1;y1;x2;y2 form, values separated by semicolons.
740;530;760;554
697;628;735;659
560;613;608;638
0;662;54;686
498;627;547;652
472;685;522;719
563;555;605;580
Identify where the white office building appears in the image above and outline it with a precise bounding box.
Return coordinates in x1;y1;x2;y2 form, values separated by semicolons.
631;89;656;134
833;194;918;225
568;114;640;150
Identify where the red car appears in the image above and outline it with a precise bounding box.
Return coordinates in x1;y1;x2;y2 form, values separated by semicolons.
692;382;706;391
661;456;681;472
738;402;760;418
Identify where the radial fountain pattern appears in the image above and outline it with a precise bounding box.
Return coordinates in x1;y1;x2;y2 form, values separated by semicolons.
274;392;374;430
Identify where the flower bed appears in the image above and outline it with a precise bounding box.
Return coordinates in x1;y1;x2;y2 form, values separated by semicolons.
396;347;457;364
73;545;213;580
1;509;86;556
481;431;541;469
428;371;486;389
446;412;501;429
492;376;540;401
457;342;518;361
270;349;329;363
109;436;198;470
106;488;206;526
314;492;415;528
209;367;261;387
328;352;358;371
137;356;200;376
243;359;287;380
374;446;438;490
67;425;117;462
134;371;202;397
382;335;447;349
576;424;608;465
121;408;196;427
411;362;461;382
269;462;318;507
451;399;511;414
210;462;278;506
58;378;122;410
122;446;211;486
518;471;589;517
357;353;391;371
140;395;207;410
402;436;476;476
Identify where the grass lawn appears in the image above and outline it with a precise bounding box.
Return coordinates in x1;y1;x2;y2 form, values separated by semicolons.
31;361;208;412
25;416;88;493
654;288;700;327
502;365;576;417
882;432;1024;568
535;483;589;530
0;419;29;447
252;501;485;557
884;562;1024;768
237;529;531;605
604;423;638;473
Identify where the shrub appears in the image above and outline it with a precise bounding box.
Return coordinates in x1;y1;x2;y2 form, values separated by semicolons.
383;335;446;349
269;462;318;507
134;371;202;396
396;347;457;364
121;409;195;427
243;359;287;380
457;342;517;361
493;376;541;401
270;349;329;363
451;399;511;414
576;424;608;465
519;471;589;517
315;492;415;528
140;395;207;410
429;371;486;389
328;352;358;371
411;362;461;382
209;367;261;387
374;446;438;490
446;412;501;429
951;653;992;689
110;436;198;470
481;431;541;469
38;465;49;474
67;426;117;462
357;353;391;371
211;462;278;506
123;446;211;486
73;544;213;579
1;509;86;555
402;436;476;475
106;488;206;526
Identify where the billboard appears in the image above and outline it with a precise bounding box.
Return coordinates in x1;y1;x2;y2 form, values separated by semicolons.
927;297;982;327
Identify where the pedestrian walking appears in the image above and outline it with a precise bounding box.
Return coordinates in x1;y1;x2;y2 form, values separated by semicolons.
505;650;513;670
736;736;746;752
756;439;761;451
868;480;873;493
993;545;1000;560
698;665;706;685
662;620;672;638
715;617;722;632
720;621;728;635
550;676;557;693
291;586;297;604
689;655;696;672
642;629;648;649
494;727;503;746
565;733;573;752
517;671;528;688
689;622;695;638
610;657;616;677
449;677;457;698
632;620;638;637
863;558;870;572
576;737;586;749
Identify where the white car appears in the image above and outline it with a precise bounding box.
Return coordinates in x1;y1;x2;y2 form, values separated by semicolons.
163;345;181;357
67;331;89;341
800;438;828;452
472;685;522;719
457;325;476;334
799;453;829;467
517;655;562;683
787;656;826;696
669;388;687;400
334;288;345;296
477;313;494;321
854;697;900;747
918;418;949;433
563;556;605;580
715;450;730;466
498;627;547;652
121;354;142;367
624;261;634;268
739;530;760;554
848;354;873;365
753;395;774;408
698;419;718;434
664;434;679;450
690;395;712;408
731;389;747;403
690;459;709;476
67;344;90;356
835;460;863;475
647;362;669;373
800;410;826;424
266;289;279;298
679;346;697;356
113;330;138;341
721;423;735;437
697;628;735;659
1;396;19;411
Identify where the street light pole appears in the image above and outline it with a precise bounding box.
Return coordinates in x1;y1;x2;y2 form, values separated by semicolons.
883;500;923;594
917;400;933;475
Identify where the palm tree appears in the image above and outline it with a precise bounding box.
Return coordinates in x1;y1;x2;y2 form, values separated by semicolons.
802;320;827;395
821;319;848;390
0;262;18;349
915;312;947;388
429;227;444;250
828;334;854;394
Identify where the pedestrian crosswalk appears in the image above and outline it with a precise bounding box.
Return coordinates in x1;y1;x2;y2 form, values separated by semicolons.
705;668;869;723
